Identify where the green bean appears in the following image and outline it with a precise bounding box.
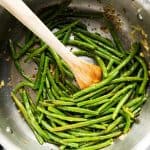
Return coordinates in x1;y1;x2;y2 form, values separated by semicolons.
50;120;56;128
38;113;44;124
11;92;31;121
58;106;98;115
47;70;64;96
75;32;123;57
39;4;65;23
9;39;16;58
76;84;114;102
104;17;125;54
47;116;67;126
91;84;123;100
70;131;100;137
113;123;125;132
16;42;23;49
25;44;47;62
59;97;74;101
62;66;74;79
41;120;75;139
107;58;114;72
11;92;46;143
65;84;76;95
95;38;124;57
53;17;87;30
42;122;79;148
14;60;32;82
68;38;121;64
135;56;148;94
20;90;49;139
60;145;66;150
77;83;125;106
123;110;131;134
36;56;49;104
95;50;121;64
60;9;104;19
84;99;110;110
109;43;139;76
130;100;144;112
62;28;72;45
22;90;36;118
73;50;93;57
77;93;111;107
71;129;102;135
111;77;143;84
39;6;57;20
78;139;113;150
9;40;32;82
106;116;123;132
45;2;71;25
47;19;66;30
33;130;44;144
25;30;33;44
34;53;45;89
37;106;87;122
112;90;132;119
89;124;107;130
67;40;95;50
63;131;121;143
15;36;35;59
122;107;134;118
122;62;139;76
48;47;64;76
51;114;112;131
73;31;95;45
25;90;36;111
42;88;47;99
125;96;143;108
74;45;137;99
100;108;115;116
74;70;118;99
61;59;72;71
77;94;111;107
46;100;75;106
74;28;114;47
79;142;98;149
56;82;70;94
95;56;108;78
39;102;65;116
65;80;79;93
56;33;65;40
47;89;55;99
54;130;76;139
98;84;135;113
51;87;59;99
55;20;80;36
13;81;35;93
45;77;50;88
133;107;141;116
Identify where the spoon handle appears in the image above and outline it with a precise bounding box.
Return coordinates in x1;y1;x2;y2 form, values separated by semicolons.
0;0;77;63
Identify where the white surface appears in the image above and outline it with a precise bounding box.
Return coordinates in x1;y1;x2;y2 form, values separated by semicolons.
0;133;20;150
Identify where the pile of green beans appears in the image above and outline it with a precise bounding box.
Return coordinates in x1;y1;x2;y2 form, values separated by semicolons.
9;5;149;150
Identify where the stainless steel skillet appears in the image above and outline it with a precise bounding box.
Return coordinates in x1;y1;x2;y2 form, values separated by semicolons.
0;0;150;150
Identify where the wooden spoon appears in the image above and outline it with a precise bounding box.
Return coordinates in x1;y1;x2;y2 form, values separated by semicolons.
0;0;102;89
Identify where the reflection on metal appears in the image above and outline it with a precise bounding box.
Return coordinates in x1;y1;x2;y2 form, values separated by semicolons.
5;126;13;134
137;8;143;21
132;133;150;150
